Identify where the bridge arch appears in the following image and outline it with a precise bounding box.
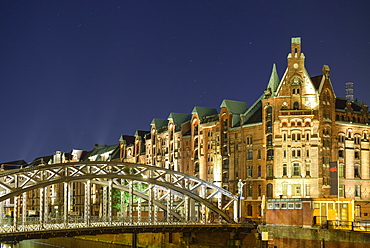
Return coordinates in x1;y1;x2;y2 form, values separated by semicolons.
0;162;238;232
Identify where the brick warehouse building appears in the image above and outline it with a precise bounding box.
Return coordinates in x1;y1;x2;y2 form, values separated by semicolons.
10;37;369;223
120;37;370;221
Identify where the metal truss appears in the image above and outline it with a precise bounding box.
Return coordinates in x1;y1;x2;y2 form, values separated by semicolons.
0;162;238;237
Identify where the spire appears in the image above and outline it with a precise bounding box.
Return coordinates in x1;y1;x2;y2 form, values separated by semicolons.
265;63;279;97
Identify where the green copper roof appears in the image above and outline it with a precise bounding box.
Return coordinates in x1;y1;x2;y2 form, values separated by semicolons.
292;37;301;43
242;94;264;124
354;99;362;107
85;144;120;161
266;63;279;96
220;99;248;114
192;106;218;119
168;113;191;127
150;118;169;128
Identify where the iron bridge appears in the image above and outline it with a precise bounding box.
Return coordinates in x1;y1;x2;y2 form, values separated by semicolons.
0;162;243;241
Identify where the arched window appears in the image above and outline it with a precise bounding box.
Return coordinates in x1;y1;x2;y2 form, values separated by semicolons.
267;183;273;198
293;101;299;110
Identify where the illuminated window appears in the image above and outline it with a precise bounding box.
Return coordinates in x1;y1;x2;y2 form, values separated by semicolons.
339;184;345;197
306;164;310;176
355;185;361;197
293;163;301;176
339;164;344;178
355;205;361;217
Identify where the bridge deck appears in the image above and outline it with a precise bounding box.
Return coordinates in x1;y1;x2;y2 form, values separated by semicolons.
0;223;257;242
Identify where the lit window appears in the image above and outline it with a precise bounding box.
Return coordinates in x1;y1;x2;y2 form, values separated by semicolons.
339;184;345;197
355;205;361;217
355;185;361;197
306;164;310;176
293;163;301;176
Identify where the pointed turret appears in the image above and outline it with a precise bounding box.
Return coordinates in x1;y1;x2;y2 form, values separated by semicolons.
265;63;279;97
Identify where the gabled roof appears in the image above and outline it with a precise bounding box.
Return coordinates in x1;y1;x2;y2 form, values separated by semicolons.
168;113;191;130
119;135;135;145
150;118;169;128
242;98;262;125
27;155;53;167
192;106;218;120
335;97;364;112
84;144;120;161
150;118;169;133
353;99;362;111
335;98;347;110
135;130;150;140
310;75;323;90
220;99;248;115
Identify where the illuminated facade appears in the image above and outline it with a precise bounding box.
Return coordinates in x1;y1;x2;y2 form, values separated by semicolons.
10;38;370;222
120;37;370;221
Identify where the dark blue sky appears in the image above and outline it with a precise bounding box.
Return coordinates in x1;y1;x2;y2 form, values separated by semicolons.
1;1;370;163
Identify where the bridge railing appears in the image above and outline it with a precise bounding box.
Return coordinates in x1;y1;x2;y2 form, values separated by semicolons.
0;214;228;234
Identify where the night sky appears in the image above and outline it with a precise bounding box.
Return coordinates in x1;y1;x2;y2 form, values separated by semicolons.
1;1;370;163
